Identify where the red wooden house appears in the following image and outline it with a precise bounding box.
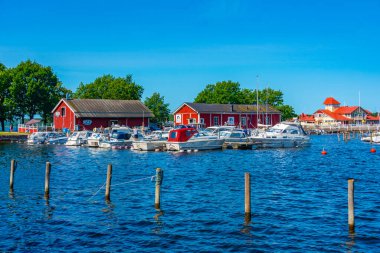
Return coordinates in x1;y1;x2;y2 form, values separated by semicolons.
51;99;153;131
173;102;281;128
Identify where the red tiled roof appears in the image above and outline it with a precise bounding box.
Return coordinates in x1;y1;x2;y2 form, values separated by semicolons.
334;106;358;114
299;113;315;122
323;97;340;105
319;109;352;121
367;115;380;121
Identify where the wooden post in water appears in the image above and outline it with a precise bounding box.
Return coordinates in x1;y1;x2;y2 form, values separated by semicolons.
10;159;16;191
245;172;251;223
44;162;51;199
155;168;163;209
348;178;355;232
105;164;112;201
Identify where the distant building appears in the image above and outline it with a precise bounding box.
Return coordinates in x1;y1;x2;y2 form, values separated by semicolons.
299;97;380;125
51;99;154;131
173;102;281;128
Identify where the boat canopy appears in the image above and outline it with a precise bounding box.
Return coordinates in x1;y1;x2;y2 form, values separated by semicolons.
168;128;198;142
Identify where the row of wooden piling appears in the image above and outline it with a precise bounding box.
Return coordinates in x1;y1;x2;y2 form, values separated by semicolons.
7;160;355;231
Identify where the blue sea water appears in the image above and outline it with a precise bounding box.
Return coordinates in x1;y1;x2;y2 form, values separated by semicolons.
0;135;379;252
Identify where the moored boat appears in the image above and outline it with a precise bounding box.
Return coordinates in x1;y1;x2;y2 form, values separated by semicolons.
132;130;167;151
86;133;103;147
65;131;92;146
26;132;48;144
165;127;224;151
99;132;132;149
250;122;310;148
361;132;380;143
46;132;68;144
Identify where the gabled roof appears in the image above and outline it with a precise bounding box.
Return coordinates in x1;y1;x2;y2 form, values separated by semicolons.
315;109;352;121
52;99;154;118
25;119;41;125
323;97;341;105
334;106;359;114
174;102;280;114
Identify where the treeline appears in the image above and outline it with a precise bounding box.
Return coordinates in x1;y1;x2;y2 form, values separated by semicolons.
194;80;297;120
0;60;171;131
0;60;296;131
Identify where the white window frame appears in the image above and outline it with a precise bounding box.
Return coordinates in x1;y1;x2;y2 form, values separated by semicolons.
213;116;219;126
228;117;235;125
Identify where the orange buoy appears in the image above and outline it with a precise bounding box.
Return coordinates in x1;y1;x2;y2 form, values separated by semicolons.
321;149;327;155
370;148;376;153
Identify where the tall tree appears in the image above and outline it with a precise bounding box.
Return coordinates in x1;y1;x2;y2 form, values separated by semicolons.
74;74;144;100
0;63;12;130
194;80;243;104
8;60;67;123
144;92;170;124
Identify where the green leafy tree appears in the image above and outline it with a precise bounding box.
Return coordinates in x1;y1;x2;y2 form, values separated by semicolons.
194;81;297;121
194;80;243;104
74;74;144;100
0;63;12;130
277;105;297;121
144;92;170;124
8;60;67;123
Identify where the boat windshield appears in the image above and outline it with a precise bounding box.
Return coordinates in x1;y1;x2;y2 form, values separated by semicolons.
267;128;282;133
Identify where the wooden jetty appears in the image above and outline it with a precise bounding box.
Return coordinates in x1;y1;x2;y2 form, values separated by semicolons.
223;141;253;150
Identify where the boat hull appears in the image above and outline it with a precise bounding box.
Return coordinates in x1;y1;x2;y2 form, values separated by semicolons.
166;139;224;151
132;140;167;151
251;137;310;148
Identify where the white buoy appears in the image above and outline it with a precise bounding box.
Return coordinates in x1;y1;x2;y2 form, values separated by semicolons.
194;149;199;152
187;150;192;153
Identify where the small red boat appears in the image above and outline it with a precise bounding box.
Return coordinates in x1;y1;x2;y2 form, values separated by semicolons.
166;128;225;151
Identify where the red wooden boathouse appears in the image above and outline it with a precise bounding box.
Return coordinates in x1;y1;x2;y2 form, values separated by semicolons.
52;99;153;131
173;102;281;128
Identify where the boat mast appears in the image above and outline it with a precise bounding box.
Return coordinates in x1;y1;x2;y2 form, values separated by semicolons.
256;75;259;128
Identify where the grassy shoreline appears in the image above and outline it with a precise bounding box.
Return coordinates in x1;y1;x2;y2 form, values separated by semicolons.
0;132;28;136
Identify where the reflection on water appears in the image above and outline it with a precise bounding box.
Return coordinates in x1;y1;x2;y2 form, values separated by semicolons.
345;230;356;253
0;136;379;252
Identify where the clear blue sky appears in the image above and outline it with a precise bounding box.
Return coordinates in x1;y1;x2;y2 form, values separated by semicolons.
1;0;379;113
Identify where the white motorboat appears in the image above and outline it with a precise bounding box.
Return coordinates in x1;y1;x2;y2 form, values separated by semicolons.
86;133;103;147
203;126;236;136
65;131;92;146
166;127;225;151
220;130;252;145
132;131;167;151
99;132;132;149
26;132;48;144
250;122;310;148
46;132;68;144
361;132;380;143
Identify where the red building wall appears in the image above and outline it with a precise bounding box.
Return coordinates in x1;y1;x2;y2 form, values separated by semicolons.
53;100;150;131
53;100;76;131
174;106;198;125
174;104;281;128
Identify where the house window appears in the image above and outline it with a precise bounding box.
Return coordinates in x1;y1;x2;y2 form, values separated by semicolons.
265;116;271;125
61;107;66;117
109;120;118;127
228;117;234;125
213;116;219;126
188;118;196;124
241;117;246;126
200;118;205;124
